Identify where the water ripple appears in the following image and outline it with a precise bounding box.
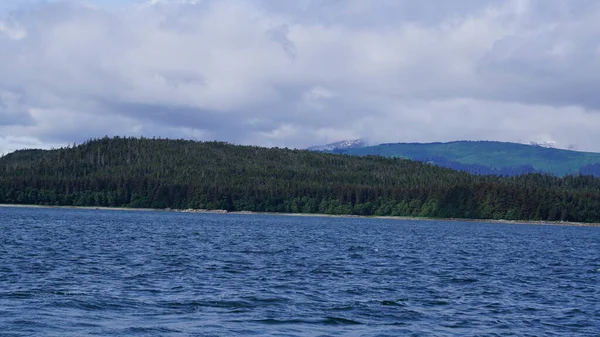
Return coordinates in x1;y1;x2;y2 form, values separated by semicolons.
1;207;599;336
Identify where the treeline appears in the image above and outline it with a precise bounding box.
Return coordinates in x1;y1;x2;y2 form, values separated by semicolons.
578;163;600;177
408;156;539;176
1;136;600;222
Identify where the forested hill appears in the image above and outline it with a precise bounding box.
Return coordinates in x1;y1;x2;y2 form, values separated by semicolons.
1;137;600;223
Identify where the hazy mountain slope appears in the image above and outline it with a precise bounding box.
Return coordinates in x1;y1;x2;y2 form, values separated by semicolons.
329;141;600;176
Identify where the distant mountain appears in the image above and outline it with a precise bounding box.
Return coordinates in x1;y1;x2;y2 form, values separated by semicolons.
307;139;367;152
317;140;600;177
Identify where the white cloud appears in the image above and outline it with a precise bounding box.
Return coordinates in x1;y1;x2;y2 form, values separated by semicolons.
0;0;599;152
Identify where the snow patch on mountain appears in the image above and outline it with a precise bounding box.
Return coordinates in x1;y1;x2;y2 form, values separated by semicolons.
529;140;556;148
308;139;367;152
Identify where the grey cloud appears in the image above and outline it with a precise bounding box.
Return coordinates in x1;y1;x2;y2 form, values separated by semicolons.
473;1;600;108
267;24;296;61
0;91;34;126
0;0;600;152
101;101;256;137
257;0;501;27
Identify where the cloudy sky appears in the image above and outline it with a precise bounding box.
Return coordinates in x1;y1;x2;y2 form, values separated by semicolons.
1;0;599;153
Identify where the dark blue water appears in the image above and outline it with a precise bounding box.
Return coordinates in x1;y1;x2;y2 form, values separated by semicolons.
1;207;599;336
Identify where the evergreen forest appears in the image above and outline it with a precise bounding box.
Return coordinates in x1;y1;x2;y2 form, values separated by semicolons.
1;137;600;223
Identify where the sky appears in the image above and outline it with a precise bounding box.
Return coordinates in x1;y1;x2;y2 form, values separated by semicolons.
1;0;600;153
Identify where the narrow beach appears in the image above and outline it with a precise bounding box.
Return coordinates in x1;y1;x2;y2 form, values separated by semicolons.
2;204;599;227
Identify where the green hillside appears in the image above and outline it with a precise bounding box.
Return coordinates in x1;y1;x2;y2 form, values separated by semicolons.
1;137;600;222
333;141;600;176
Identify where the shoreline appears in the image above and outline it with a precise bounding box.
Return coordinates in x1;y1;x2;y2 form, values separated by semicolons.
0;204;161;212
1;204;599;228
229;211;600;228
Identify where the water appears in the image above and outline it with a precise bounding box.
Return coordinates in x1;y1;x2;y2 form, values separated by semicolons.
1;207;599;336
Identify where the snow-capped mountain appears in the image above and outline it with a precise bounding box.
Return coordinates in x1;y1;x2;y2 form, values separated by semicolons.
307;139;367;152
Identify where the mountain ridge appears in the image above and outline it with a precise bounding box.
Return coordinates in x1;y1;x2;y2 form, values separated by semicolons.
309;140;600;176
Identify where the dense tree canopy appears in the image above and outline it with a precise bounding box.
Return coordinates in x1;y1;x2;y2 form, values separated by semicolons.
1;136;600;222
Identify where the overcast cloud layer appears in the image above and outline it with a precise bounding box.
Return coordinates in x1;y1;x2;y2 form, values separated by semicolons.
1;0;600;153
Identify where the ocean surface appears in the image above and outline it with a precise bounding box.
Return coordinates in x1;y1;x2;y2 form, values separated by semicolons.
0;207;599;336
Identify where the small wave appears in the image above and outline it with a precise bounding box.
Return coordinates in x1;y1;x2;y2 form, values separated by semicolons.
381;300;407;307
347;245;367;252
442;320;472;329
2;291;36;299
125;326;182;333
449;277;478;284
246;317;363;326
329;305;357;312
383;322;409;326
161;299;255;309
245;296;291;304
428;299;450;306
239;250;269;255
50;298;138;311
321;317;363;325
253;318;309;325
310;268;333;275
